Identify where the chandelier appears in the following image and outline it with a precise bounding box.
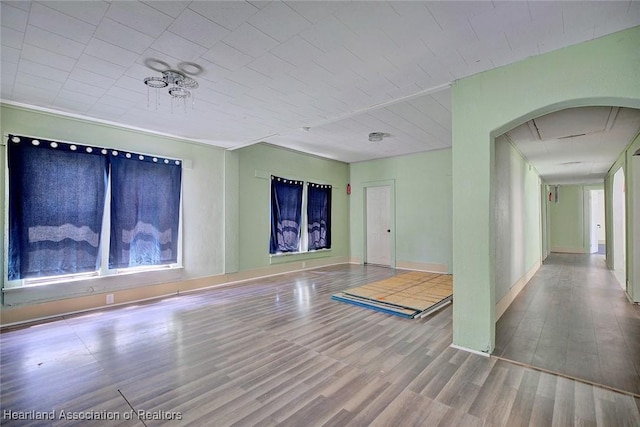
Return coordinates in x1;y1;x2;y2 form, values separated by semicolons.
143;59;202;113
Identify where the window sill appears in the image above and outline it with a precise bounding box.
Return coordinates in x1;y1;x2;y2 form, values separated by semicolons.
3;265;184;291
269;249;331;265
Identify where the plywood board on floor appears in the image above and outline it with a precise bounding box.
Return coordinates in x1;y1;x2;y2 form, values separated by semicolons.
332;271;453;318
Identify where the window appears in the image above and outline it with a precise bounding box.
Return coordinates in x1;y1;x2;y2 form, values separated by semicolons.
307;182;331;250
269;176;303;254
269;176;332;255
5;134;182;284
109;154;182;269
7;136;108;280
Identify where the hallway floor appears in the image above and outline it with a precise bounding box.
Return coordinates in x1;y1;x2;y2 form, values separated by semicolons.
495;253;640;396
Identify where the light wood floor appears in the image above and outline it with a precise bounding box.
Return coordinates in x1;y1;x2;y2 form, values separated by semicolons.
2;264;640;426
496;253;640;396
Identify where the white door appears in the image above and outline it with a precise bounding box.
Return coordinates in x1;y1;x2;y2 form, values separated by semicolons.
366;186;391;266
589;189;605;254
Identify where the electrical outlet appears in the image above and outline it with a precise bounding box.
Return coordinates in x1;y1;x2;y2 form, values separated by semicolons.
106;294;114;304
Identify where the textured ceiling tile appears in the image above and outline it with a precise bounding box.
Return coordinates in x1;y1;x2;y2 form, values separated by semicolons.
1;45;21;64
2;1;30;12
94;18;155;55
85;38;139;68
284;1;340;24
141;0;189;19
106;1;173;38
21;43;77;71
114;75;147;94
169;8;230;48
248;1;310;42
63;79;109;98
469;1;531;40
15;72;64;92
54;88;98;107
562;1;630;33
29;2;96;44
188;1;260;31
269;35;324;67
69;67;116;88
76;53;126;79
298;14;356;53
1;26;25;49
13;83;58;104
39;0;109;25
18;59;69;82
1;2;28;31
425;1;495;30
24;25;85;58
222;23;280;58
150;31;208;62
247;52;295;78
202;42;254;71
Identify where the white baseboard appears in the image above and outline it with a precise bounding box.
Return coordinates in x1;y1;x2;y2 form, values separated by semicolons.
396;260;448;274
495;260;542;320
550;247;587;254
450;344;491;358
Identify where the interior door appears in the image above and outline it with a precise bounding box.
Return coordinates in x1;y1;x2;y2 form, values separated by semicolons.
366;185;391;266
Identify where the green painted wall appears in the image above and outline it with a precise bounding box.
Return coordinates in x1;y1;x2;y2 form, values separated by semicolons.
549;185;586;253
349;149;452;272
494;136;541;303
605;131;640;301
1;104;227;304
236;143;349;272
452;26;640;353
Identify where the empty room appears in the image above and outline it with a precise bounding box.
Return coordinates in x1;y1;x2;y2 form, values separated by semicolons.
1;1;640;425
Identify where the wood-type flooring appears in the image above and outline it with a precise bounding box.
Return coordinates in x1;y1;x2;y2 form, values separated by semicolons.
495;253;640;397
2;263;639;426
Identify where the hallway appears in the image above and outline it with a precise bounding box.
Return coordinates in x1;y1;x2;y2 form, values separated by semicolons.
495;253;640;396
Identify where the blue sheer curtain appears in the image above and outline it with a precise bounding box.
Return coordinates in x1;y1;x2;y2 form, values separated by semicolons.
7;135;108;280
270;176;303;254
307;182;332;250
109;154;182;269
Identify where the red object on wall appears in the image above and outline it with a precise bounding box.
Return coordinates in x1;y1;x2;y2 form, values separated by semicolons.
549;192;553;202
347;184;351;195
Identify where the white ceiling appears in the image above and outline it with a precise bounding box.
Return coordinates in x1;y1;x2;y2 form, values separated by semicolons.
1;1;639;164
505;107;640;185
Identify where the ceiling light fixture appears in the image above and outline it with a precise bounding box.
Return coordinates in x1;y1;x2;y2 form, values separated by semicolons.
143;59;203;113
368;132;386;142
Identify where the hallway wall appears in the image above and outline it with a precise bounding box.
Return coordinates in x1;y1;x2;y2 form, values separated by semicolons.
494;136;542;316
451;26;640;353
605;131;640;301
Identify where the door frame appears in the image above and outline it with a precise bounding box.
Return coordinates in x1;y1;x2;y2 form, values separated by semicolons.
363;180;396;268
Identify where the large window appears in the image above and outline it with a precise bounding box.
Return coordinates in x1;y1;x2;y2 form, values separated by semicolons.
5;134;182;285
270;176;303;254
269;175;332;255
307;182;332;251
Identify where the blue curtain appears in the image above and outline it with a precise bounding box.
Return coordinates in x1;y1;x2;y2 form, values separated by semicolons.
307;183;332;250
109;154;182;269
270;176;303;254
7;135;108;280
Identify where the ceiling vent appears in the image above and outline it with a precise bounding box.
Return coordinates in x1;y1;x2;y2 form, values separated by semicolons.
368;132;389;142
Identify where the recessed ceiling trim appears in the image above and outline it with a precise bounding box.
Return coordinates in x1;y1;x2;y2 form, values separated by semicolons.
605;106;620;132
527;120;542;140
